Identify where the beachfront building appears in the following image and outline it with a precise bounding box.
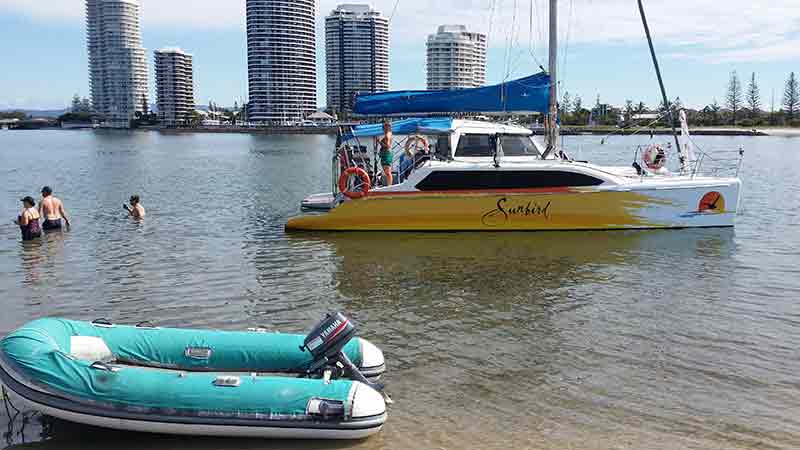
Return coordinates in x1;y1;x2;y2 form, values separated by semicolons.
154;48;195;127
325;4;389;114
85;0;149;128
246;0;317;124
426;25;487;91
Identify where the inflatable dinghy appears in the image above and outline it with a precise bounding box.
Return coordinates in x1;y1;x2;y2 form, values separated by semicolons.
0;314;388;439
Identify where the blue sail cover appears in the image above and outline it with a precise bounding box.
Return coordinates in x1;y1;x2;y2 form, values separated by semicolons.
343;117;453;141
353;72;550;115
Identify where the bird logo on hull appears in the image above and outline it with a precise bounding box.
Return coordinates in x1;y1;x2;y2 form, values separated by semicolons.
698;191;725;214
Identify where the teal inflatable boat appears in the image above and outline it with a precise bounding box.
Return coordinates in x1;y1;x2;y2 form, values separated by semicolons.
0;315;387;439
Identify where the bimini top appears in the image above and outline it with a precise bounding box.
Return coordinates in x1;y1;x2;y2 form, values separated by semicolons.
342;118;532;141
353;72;550;116
343;118;453;140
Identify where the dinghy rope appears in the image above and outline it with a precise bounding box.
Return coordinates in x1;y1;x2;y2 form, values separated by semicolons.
3;383;40;445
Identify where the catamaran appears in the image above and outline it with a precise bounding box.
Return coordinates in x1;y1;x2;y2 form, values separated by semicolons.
286;2;743;232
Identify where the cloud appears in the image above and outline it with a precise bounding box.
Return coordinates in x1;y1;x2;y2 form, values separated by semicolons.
2;0;799;63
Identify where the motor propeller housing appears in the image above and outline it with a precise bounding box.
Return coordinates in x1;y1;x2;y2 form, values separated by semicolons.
301;313;387;397
301;312;357;372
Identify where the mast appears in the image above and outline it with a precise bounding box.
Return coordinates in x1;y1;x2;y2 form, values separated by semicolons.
637;0;683;170
546;0;559;152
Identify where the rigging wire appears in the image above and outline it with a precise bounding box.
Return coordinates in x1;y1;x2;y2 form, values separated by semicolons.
527;0;546;69
504;0;519;82
597;109;671;145
558;0;574;97
486;0;499;54
389;0;401;21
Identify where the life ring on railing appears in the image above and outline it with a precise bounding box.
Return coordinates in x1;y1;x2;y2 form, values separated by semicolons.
338;167;371;199
642;144;667;170
405;135;429;157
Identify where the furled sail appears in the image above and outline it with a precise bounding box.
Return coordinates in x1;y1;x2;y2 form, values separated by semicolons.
353;72;551;115
679;109;696;170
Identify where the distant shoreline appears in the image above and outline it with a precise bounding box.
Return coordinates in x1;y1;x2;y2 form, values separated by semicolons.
158;126;341;135
161;125;796;137
556;127;768;136
8;125;800;137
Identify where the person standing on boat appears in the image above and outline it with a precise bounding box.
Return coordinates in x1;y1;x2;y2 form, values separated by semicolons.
39;186;70;231
14;196;42;241
124;195;146;219
377;120;393;186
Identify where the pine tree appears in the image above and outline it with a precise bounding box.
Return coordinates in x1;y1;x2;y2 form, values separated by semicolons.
726;71;743;125
746;72;761;120
560;91;572;118
624;100;634;123
784;72;799;121
572;95;582;115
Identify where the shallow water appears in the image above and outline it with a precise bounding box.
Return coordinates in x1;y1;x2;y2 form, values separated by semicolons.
0;130;799;449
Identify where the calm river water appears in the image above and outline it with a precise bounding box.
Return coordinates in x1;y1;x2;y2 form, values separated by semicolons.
0;130;798;450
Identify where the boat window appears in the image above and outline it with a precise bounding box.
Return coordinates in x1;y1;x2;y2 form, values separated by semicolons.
435;135;451;160
415;170;605;191
455;134;494;157
454;134;539;157
501;136;540;156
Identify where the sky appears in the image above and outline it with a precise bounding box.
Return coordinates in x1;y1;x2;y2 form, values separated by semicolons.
1;0;799;111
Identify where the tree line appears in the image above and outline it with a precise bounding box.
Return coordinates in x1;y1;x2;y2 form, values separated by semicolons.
558;71;800;128
723;71;800;127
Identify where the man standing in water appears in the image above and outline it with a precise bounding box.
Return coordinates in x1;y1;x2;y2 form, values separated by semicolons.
39;186;70;231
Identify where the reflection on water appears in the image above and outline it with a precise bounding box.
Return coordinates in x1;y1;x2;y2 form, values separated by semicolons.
18;231;67;287
1;131;799;450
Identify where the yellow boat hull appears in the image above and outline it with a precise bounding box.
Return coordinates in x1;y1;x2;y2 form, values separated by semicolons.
286;185;739;231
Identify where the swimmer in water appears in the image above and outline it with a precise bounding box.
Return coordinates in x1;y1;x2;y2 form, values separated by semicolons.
124;195;145;219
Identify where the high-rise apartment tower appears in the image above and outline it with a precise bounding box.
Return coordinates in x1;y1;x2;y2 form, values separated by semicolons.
86;0;149;128
155;48;195;127
325;4;389;113
246;0;317;123
426;25;487;91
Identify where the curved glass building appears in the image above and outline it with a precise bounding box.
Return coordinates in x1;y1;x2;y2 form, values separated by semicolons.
86;0;149;128
246;0;317;124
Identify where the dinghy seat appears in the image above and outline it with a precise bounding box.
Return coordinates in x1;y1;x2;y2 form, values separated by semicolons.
69;336;113;362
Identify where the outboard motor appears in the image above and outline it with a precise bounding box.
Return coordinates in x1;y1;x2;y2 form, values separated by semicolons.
301;312;385;394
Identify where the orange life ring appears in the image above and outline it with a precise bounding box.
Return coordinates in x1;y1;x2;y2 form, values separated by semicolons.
338;167;371;199
405;135;429;157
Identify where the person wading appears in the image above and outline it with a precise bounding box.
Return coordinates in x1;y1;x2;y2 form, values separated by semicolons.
124;195;146;219
39;186;70;231
14;196;42;241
